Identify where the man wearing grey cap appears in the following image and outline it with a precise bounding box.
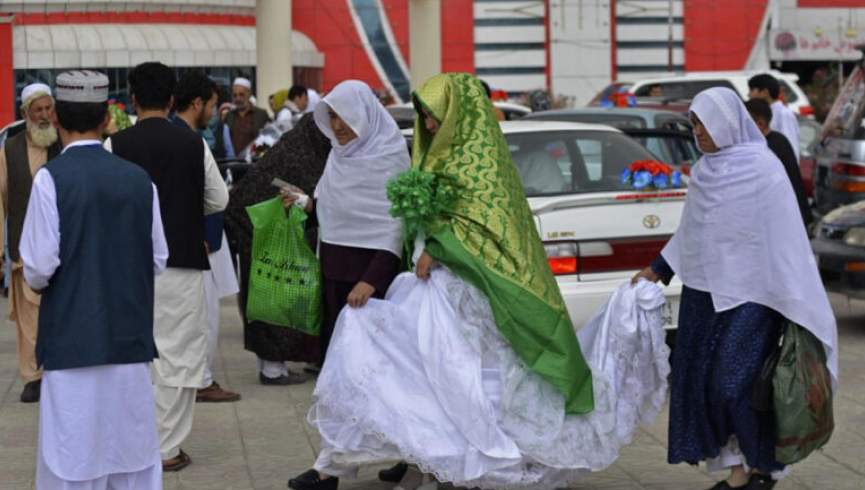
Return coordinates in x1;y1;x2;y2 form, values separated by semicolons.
0;82;62;403
20;70;168;488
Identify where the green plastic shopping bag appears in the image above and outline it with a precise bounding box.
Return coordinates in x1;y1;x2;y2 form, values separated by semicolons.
245;197;321;335
773;322;834;464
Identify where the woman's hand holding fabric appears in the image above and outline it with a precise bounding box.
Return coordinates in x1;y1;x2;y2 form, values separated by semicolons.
416;251;437;280
631;266;660;286
347;281;376;308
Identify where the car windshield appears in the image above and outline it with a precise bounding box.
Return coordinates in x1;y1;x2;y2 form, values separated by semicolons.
506;130;660;197
528;113;647;129
626;132;701;168
634;80;737;99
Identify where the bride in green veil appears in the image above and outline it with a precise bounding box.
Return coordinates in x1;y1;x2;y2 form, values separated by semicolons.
288;73;670;490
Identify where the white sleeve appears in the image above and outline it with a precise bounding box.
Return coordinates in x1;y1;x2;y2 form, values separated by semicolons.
151;184;169;275
202;141;229;215
20;169;61;290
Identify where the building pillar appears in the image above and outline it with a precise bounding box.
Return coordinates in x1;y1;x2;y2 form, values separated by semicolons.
0;15;15;127
255;0;292;110
409;0;441;89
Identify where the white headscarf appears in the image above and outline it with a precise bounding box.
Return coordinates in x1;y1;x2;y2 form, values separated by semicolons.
314;80;409;257
305;88;321;114
662;87;838;385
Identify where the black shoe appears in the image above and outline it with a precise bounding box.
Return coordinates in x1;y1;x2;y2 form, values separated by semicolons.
288;469;338;490
20;379;41;403
259;372;306;386
379;462;409;483
707;481;747;490
748;474;778;489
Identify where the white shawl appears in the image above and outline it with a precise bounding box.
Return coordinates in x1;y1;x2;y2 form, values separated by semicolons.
662;87;838;385
314;80;409;257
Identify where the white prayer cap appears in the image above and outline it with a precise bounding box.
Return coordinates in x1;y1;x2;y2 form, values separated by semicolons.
20;83;52;108
55;70;109;103
233;77;252;90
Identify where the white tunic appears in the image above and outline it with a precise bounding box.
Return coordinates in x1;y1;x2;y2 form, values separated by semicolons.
770;100;801;160
20;139;168;482
104;132;230;389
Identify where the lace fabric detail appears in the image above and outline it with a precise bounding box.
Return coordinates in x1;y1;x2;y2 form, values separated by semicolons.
308;270;670;489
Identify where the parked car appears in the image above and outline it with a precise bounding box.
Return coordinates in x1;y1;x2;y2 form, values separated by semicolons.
405;120;686;330
387;101;531;129
812;201;865;298
813;56;865;216
523;108;700;171
590;70;814;117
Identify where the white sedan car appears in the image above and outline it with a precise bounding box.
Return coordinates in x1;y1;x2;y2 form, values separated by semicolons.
406;120;686;330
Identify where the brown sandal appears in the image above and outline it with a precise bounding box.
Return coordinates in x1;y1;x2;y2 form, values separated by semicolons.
162;449;192;472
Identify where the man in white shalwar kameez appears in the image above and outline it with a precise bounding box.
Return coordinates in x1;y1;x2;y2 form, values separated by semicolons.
20;70;168;490
105;62;229;471
748;74;801;160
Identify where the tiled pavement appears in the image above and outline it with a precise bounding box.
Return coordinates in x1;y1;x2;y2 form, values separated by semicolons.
1;294;864;490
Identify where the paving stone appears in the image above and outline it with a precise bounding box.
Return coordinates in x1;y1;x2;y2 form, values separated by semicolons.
2;295;864;489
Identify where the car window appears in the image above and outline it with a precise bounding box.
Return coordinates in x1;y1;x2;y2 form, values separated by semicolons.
654;114;692;132
635;80;737;99
778;80;800;104
506;130;657;196
527;113;647;129
588;83;634;106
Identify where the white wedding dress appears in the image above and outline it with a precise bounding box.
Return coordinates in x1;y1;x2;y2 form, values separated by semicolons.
310;264;671;490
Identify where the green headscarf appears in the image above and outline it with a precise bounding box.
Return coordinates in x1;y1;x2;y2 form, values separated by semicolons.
410;73;594;414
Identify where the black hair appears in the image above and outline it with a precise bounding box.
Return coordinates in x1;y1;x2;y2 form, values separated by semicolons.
480;80;493;99
55;100;108;133
288;85;308;100
745;98;773;125
748;74;781;100
128;62;176;111
175;71;218;112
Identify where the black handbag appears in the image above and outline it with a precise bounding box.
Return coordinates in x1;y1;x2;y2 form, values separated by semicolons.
751;324;785;412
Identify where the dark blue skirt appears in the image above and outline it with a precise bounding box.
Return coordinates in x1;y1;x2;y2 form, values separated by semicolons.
667;285;785;474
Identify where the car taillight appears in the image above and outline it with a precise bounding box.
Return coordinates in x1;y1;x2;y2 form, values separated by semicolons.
799;105;815;117
579;238;669;274
832;181;865;192
831;163;865;176
544;238;670;276
545;242;578;276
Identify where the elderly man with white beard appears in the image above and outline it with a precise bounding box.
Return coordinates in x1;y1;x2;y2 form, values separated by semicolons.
0;83;62;403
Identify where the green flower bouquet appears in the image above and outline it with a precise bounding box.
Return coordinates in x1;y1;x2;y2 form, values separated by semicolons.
387;169;457;238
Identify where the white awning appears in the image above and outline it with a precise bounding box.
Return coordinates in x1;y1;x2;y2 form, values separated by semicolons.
12;24;324;69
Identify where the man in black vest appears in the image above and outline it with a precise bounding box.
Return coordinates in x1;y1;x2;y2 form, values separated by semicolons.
0;82;62;403
20;69;168;489
106;62;229;472
173;70;241;403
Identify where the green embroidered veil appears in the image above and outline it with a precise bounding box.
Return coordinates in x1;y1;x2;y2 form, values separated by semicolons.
411;73;594;414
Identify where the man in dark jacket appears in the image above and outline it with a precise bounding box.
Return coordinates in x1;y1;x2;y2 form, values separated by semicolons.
226;77;270;156
745;98;812;227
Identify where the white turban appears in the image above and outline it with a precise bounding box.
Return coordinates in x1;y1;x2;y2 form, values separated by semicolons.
233;77;252;90
21;83;52;109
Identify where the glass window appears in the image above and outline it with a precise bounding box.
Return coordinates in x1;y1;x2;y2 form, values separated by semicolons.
506;130;657;196
778;80;800;104
636;80;737;99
